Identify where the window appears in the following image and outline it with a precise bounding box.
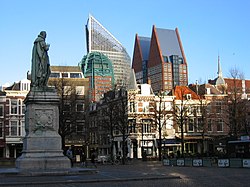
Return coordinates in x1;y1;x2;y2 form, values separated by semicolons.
197;118;203;132
143;102;149;112
64;104;71;112
76;103;84;112
207;119;212;132
215;101;222;113
206;104;211;114
70;73;82;78
10;100;18;114
162;56;168;62
21;120;25;136
141;119;152;133
188;118;194;132
186;94;191;100
50;73;60;78
217;119;223;132
76;122;84;133
129;102;135;112
63;86;71;95
18;100;21;115
76;86;84;95
0;122;3;137
22;103;26;115
62;73;68;78
128;119;136;133
18;121;23;136
10;121;18;136
0;105;3;117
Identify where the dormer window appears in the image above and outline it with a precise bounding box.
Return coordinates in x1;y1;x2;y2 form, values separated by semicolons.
186;94;191;100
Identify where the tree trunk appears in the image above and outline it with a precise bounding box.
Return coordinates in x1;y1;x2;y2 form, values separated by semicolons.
122;132;126;165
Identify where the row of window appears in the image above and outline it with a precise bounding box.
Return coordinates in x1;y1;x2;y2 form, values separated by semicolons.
127;118;224;134
0;100;25;116
188;118;223;132
63;103;85;112
0;120;25;137
50;72;83;78
62;86;85;95
148;64;162;76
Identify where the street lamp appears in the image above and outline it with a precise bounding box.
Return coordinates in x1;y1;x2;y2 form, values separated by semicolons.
163;137;166;159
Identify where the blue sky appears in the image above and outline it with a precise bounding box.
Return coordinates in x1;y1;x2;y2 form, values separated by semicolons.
0;0;250;86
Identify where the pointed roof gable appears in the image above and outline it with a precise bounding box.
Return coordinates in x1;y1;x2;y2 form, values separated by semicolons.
4;82;20;91
128;69;138;91
138;36;151;61
87;15;129;55
155;28;183;58
172;86;200;100
189;83;223;95
132;34;143;72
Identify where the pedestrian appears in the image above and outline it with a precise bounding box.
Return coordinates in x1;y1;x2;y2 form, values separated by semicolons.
66;146;74;167
81;151;87;167
91;151;97;168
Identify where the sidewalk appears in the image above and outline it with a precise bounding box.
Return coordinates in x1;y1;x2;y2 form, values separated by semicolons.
0;160;179;186
1;160;250;187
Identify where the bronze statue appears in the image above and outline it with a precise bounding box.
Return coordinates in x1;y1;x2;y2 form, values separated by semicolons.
31;31;51;89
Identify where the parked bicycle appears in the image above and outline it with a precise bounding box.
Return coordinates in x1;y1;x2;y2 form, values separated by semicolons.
99;155;132;165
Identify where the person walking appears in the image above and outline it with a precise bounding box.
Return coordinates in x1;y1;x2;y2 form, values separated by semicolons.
91;151;97;168
81;151;87;167
66;147;74;167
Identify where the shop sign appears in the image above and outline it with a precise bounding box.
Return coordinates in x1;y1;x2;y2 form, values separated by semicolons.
218;159;229;167
243;159;250;168
177;159;184;166
193;159;203;166
163;159;170;166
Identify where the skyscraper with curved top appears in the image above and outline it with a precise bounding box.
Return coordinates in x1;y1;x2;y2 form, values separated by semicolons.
85;15;131;88
80;51;114;102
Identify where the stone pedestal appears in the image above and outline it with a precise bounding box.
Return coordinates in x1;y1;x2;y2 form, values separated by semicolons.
16;89;71;170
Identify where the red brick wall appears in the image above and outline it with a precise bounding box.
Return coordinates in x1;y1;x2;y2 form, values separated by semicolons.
132;34;143;73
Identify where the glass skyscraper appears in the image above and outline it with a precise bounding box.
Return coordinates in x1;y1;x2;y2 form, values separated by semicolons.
85;15;131;88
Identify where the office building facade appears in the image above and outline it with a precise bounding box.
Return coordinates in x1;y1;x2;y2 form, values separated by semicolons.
85;15;131;88
132;26;188;93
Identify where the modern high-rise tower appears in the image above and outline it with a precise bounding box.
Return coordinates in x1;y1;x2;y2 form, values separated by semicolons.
85;15;131;88
132;26;188;93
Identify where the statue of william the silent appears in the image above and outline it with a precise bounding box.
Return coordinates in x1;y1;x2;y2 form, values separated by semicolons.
31;31;51;88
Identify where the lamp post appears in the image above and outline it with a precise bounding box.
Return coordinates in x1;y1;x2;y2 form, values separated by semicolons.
163;137;166;158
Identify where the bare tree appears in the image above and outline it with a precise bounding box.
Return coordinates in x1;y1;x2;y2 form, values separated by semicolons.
99;91;116;161
113;88;129;165
151;91;173;161
97;87;129;165
49;77;85;149
226;67;248;138
172;86;197;157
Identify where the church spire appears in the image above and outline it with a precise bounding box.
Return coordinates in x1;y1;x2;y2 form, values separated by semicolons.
215;54;225;86
217;54;223;78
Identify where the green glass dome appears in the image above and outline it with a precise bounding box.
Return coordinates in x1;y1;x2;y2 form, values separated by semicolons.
79;51;115;87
